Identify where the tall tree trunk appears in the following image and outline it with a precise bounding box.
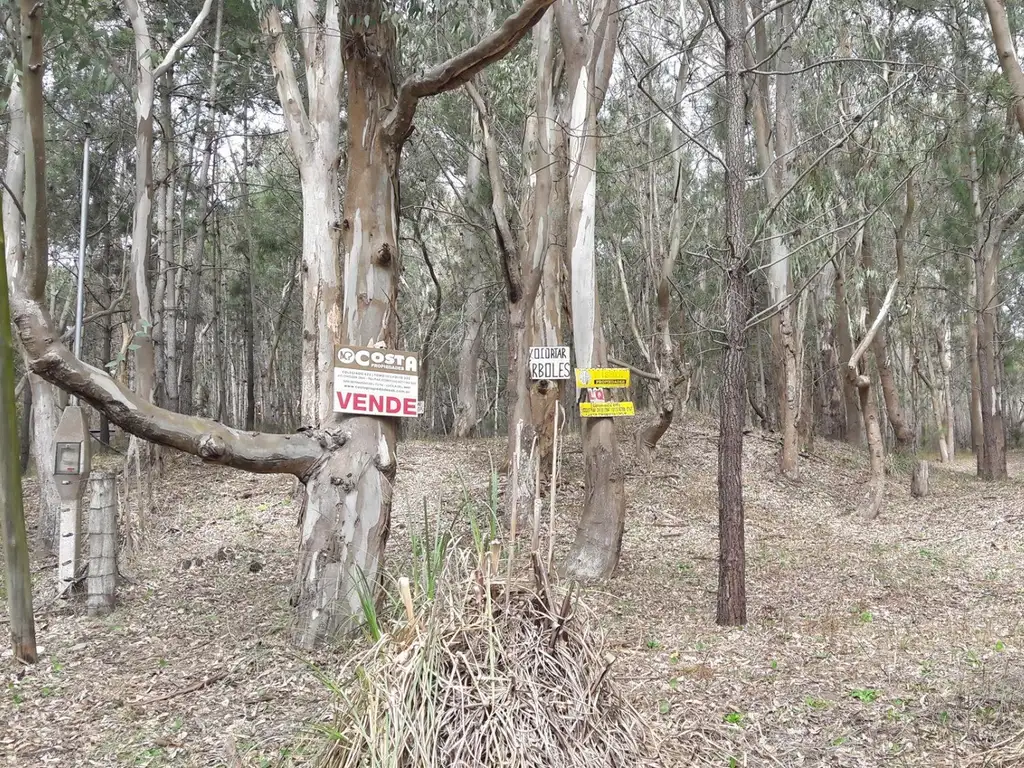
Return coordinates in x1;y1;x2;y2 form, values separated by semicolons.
555;0;625;579
159;71;180;413
976;238;1007;480
637;33;694;458
0;124;37;660
240;105;257;431
467;79;539;522
984;0;1024;135
749;0;799;478
718;0;749;626
937;321;955;460
178;0;223;414
494;12;562;510
861;226;913;453
834;260;863;445
452;117;488;439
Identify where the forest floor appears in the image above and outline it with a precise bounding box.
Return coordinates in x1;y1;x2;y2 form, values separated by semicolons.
2;415;1024;767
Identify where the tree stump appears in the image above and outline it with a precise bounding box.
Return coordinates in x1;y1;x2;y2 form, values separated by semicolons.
87;472;118;617
910;460;929;498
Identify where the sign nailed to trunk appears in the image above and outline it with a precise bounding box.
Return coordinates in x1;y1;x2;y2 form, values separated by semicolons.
334;345;419;417
575;368;630;388
581;402;635;417
529;346;571;380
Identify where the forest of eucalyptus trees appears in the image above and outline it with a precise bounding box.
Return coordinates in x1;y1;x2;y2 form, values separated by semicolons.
5;0;1024;648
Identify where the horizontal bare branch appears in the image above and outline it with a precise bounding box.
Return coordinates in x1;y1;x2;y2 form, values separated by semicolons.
10;291;324;477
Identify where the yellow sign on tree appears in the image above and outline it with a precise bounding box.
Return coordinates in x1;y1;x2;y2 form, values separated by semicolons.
580;402;635;418
575;368;630;388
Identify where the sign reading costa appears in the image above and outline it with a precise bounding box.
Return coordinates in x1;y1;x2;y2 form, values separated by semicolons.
334;345;419;417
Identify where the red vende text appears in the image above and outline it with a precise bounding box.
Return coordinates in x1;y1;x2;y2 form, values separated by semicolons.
337;391;417;416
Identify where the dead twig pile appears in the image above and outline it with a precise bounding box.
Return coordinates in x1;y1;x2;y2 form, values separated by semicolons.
317;550;657;768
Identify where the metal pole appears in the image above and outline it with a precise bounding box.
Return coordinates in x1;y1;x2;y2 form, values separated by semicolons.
73;134;91;359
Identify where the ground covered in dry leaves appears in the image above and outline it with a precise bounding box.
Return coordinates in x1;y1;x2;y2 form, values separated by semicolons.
2;417;1023;767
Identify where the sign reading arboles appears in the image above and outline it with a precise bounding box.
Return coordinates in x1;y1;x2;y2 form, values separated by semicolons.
529;346;571;380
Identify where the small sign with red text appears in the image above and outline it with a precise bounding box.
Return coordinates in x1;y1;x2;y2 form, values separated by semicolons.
334;345;420;417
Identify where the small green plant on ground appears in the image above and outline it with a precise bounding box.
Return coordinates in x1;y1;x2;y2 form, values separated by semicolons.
804;696;830;710
849;688;880;703
723;711;744;725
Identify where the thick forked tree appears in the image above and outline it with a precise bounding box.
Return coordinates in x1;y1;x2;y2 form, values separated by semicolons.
11;0;556;649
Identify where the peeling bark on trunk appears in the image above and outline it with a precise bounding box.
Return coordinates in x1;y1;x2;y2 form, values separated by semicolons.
557;0;625;580
453;117;488;439
749;0;799;479
4;25;60;554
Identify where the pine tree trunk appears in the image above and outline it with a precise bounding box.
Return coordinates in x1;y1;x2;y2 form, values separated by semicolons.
717;0;748;625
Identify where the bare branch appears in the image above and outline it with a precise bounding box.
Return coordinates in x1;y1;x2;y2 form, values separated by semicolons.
383;0;556;144
10;291;323;477
849;278;899;373
153;0;215;79
466;81;524;305
608;357;659;381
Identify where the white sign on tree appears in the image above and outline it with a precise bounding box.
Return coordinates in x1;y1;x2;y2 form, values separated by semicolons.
334;345;419;417
529;346;571;380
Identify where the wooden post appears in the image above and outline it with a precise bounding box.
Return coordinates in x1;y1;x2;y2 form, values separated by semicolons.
87;472;117;616
911;460;929;498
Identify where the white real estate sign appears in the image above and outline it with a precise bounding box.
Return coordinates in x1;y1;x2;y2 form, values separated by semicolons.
334;345;419;417
529;346;571;380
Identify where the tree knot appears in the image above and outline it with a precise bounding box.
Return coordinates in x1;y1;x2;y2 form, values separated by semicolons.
198;434;227;460
375;242;393;267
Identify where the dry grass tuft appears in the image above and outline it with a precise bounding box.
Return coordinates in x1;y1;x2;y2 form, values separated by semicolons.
315;548;658;768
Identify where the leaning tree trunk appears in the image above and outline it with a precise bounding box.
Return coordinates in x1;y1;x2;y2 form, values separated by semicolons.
861;227;913;453
848;280;900;520
4;26;61;553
